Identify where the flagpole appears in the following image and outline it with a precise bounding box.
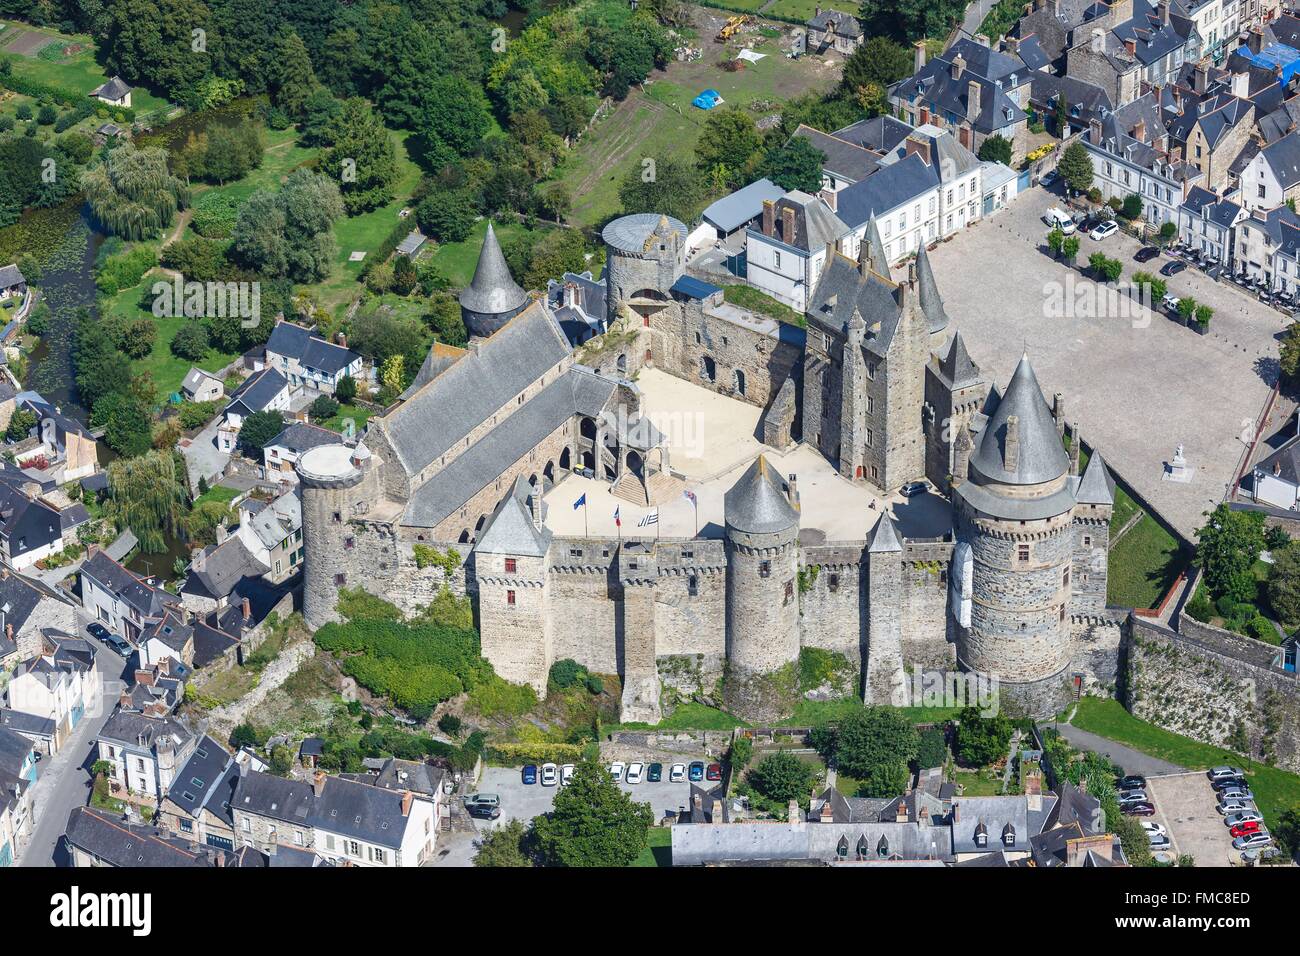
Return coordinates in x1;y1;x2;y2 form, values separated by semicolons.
584;501;588;537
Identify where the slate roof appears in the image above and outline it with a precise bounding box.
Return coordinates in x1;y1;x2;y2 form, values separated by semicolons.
671;821;953;865
182;538;267;602
832;115;915;154
0;568;72;640
378;300;573;478
757;191;849;253
835;152;940;228
265;322;359;376
1028;73;1114;124
702;179;786;233
1052;781;1105;835
474;477;551;556
310;774;416;850
371;758;447;798
233;769;316;826
805;251;917;360
724;455;798;535
914;246;949;335
967;353;1070;488
1076;451;1116;505
0;708;56;738
227;367;289;416
934;330;982;390
98;709;192;753
1254;433;1300;485
0;264;26;289
91;76;131;100
791;125;881;183
0;725;33;775
893;56;1026;136
949;794;1056;855
1260;131;1300;190
168;735;238;825
1179;186;1242;230
603;213;688;255
181;367;221;395
266;421;342;456
459;222;529;317
945;38;1032;88
402;363;617;529
64;807;226;867
808;8;862;37
867;512;902;553
81;549;179;620
242;491;301;550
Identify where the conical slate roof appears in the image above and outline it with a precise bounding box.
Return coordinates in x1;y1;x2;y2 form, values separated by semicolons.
969;353;1069;487
863;215;889;274
938;330;981;390
1076;450;1116;505
459;222;529;317
915;245;950;336
475;477;551;556
724;455;798;535
867;512;902;553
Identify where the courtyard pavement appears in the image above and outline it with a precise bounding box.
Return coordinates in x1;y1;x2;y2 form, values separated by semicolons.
925;185;1283;539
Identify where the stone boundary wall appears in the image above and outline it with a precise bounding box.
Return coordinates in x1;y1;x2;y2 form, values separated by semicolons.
1126;615;1300;773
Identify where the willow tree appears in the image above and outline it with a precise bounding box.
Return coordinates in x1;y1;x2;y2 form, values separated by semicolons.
105;450;190;553
82;143;190;241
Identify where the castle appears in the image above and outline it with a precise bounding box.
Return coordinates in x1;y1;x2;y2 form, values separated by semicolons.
296;213;1122;722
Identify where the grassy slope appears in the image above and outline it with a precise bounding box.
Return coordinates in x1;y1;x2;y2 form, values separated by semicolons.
630;826;673;867
1071;697;1300;829
1107;515;1185;610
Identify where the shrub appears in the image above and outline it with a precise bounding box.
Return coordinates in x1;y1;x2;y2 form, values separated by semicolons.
94;244;158;295
467;674;538;717
178;400;222;429
916;727;948;769
584;674;604;695
550;659;586;690
170;321;211;361
191;191;242;239
310;395;339;421
438;713;462;737
746;750;814;807
336;375;357;404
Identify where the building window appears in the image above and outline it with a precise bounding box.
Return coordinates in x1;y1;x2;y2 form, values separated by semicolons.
688;575;699;596
180;819;193;832
242;818;251;833
505;558;517;573
828;573;839;592
372;847;387;864
344;537;354;550
1017;544;1030;562
506;590;516;606
759;560;771;578
784;580;794;606
1082;535;1091;547
774;250;781;269
334;573;346;586
1063;568;1070;587
332;512;342;523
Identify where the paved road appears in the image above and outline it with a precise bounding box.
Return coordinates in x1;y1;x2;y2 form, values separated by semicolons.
16;621;131;867
1054;723;1184;778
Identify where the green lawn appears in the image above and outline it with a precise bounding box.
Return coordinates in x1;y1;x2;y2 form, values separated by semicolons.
611;701;748;733
785;697;962;726
0;19;174;117
764;0;825;19
1107;514;1186;609
193;483;241;508
630;826;672;867
321;403;373;435
722;282;804;327
188;127;317;207
1071;697;1300;829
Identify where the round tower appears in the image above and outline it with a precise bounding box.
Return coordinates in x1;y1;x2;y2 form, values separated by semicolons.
722;455;801;721
602;212;687;323
952;354;1074;718
298;443;371;630
459;221;529;338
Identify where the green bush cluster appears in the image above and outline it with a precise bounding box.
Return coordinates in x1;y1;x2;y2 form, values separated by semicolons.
467;673;539;718
94;244;157;295
177;399;223;430
190;191;242;239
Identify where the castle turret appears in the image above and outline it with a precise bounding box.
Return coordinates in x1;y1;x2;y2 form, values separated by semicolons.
602;212;686;324
865;513;907;705
914;245;950;347
459;221;529;338
1071;448;1115;614
298;443;379;629
723;455;801;721
952;353;1075;717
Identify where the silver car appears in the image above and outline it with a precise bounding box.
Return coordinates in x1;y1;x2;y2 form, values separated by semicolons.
1218;799;1254;816
1218;786;1254;802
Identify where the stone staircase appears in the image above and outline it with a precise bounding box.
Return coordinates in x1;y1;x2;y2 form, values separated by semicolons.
611;469;685;507
612;472;649;506
646;469;684;504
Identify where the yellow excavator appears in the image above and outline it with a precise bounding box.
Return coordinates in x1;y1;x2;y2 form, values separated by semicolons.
714;14;750;43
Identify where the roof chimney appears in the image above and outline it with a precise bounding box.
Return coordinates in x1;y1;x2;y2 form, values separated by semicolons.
313;770;327;796
914;40;927;73
1090;28;1104;54
967;80;981;123
781;205;796;244
242;596;252;621
1133;117;1146;142
1003;415;1021;472
951;53;966;81
819;799;834;822
711;797;724;822
401;790;414;817
337;332;347;350
789;798;802;824
761;199;775;237
1158;0;1170;23
974;33;989;48
786;473;800;510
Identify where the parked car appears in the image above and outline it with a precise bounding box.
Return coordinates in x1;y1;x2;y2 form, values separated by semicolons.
608;761;626;782
1212;774;1248;792
464;793;500;810
669;763;687;783
1089;220;1118;241
1039;170;1059;188
1160;260;1187;277
1134;246;1160;263
1044;207;1075;233
1218;786;1255;802
1209;766;1246;782
87;622;111;642
1117;789;1149;804
540;763;558;787
1121;802;1156;816
1147;831;1172;849
467;804;501;820
706;763;722;781
1078;215;1103;233
900;481;928;497
1233;832;1273;850
1161;293;1180;312
521;765;537;785
688;761;705;782
1117;775;1147;790
1225;810;1264;828
1140;821;1166;838
647;762;663;783
626;762;645;784
1230;821;1262;839
560;764;575;786
103;633;132;658
1218;799;1254;816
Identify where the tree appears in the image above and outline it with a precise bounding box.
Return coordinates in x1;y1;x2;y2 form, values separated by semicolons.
170;322;211;361
694;108;761;188
1047;227;1064;256
842;36;912;93
532;760;653;866
322;97;400;215
415;190;477;244
978;134;1013;166
231;170;343;283
1267;543;1300;631
954;707;1014;767
230;723;258;749
120;319;157;359
1274;807;1300;860
1195;503;1266;603
747;750;815;805
104;450;189;552
474;818;534;867
757;137;826;193
82;143;189;241
617;155;703;226
1119;193;1144;221
1057;141;1095;195
300;88;344;147
917;727;947;768
832;707;920;795
1281;322;1300;390
1062;235;1080;264
310;395;340;421
95;391;154;457
1195;304;1213;329
270;29;319;117
4;408;36;442
335;374;358;404
415;75;492;159
238;410;285;453
100;0;215;98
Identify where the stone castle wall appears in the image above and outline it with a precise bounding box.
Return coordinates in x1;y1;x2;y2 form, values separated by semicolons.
1127;615;1300;773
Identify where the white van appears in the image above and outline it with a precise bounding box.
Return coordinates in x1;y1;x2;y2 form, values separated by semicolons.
1044;208;1076;233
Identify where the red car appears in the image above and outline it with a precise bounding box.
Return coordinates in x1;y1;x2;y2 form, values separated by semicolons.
1121;802;1155;816
1230;821;1262;839
706;763;722;781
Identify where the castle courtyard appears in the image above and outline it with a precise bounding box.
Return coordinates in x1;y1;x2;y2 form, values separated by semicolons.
541;368;953;542
926;184;1281;539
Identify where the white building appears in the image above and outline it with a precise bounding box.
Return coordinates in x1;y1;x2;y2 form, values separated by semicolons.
1239;131;1300;213
745;192;850;311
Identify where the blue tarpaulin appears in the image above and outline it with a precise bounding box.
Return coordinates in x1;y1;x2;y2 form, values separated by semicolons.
692;89;722;110
1247;44;1300;87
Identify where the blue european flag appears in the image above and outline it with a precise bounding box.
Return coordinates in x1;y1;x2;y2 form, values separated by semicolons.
573;493;587;510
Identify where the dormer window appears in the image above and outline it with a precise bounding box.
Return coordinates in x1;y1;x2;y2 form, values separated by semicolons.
856;835;869;860
974;822;988;847
837;835;849;858
1003;823;1016;846
877;835;890;858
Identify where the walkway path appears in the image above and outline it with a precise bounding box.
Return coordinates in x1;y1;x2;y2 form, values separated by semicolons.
1055;723;1184;777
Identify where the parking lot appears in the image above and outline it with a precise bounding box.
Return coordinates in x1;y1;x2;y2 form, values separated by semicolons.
1146;772;1242;866
470;764;703;830
928;185;1282;538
